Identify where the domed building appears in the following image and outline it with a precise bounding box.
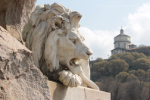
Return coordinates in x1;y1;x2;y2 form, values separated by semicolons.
111;28;136;55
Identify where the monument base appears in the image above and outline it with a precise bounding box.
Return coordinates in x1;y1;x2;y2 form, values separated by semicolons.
48;81;111;100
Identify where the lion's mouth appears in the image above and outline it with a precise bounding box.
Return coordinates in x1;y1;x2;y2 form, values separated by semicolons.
69;58;80;67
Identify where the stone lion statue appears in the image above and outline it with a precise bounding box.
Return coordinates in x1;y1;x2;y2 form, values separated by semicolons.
22;3;99;90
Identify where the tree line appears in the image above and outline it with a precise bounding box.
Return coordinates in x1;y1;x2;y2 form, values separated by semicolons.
90;52;150;100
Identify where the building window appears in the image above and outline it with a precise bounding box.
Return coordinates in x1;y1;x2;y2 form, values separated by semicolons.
124;43;126;48
118;43;120;47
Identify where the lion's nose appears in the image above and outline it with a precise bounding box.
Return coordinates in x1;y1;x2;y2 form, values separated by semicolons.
86;50;93;55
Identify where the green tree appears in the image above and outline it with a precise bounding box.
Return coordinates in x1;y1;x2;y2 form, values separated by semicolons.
127;74;138;82
135;69;145;81
139;53;146;58
145;69;150;81
116;72;129;82
131;52;146;60
95;61;108;76
129;70;136;75
95;58;104;62
118;52;134;64
131;58;150;71
108;55;120;61
92;60;108;81
106;59;129;77
116;53;124;58
135;69;145;76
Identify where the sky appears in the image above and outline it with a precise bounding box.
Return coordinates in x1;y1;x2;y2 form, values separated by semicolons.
36;0;150;60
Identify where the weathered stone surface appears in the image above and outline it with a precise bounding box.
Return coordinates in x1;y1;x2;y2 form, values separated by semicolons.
0;26;51;100
49;81;111;100
0;0;36;43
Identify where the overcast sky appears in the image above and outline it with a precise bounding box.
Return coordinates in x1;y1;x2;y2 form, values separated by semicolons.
36;0;150;60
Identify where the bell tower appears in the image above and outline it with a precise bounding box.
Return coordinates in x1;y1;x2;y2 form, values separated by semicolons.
120;27;124;34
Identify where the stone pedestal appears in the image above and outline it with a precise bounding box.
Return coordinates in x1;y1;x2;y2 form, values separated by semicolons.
48;81;111;100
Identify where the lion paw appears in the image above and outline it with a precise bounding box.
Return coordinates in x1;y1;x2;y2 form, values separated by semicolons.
59;70;82;87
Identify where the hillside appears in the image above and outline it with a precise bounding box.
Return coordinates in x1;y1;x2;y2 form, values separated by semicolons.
90;52;150;100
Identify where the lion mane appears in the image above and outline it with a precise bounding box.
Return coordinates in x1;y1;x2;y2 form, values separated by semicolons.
23;3;81;68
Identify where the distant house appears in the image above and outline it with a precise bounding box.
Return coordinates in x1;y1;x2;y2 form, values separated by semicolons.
126;46;150;56
128;44;137;49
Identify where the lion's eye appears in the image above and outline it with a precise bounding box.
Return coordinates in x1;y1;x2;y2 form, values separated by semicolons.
69;37;77;44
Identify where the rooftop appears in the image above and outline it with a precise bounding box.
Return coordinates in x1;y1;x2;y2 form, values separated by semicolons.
115;28;130;38
128;44;136;46
126;46;150;50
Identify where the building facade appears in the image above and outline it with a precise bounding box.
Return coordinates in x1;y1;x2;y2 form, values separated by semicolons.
111;28;136;55
128;44;137;49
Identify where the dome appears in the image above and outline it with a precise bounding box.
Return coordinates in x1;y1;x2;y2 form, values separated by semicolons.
114;28;131;43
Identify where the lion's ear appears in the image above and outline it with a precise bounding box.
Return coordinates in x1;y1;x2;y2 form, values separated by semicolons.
44;30;62;72
69;11;82;28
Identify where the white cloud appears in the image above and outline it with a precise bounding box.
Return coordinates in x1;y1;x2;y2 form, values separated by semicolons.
79;2;150;60
79;27;118;60
125;2;150;45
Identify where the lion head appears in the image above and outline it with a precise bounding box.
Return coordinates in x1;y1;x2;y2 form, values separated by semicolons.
22;3;99;90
